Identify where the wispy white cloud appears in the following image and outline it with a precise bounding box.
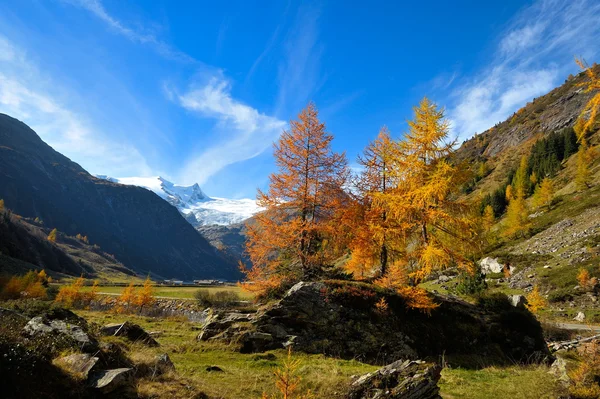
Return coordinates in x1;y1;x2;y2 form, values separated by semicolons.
448;0;600;141
0;35;152;176
174;74;286;185
275;4;324;115
62;0;196;63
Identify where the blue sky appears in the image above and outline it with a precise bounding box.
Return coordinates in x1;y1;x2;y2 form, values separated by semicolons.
1;0;599;198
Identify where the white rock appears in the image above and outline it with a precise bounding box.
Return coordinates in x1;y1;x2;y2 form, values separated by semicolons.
479;257;504;274
573;312;586;322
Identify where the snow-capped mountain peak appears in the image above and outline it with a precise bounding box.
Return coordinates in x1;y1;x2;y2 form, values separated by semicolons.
96;175;261;226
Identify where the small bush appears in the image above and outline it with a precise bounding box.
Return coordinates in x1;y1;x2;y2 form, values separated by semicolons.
547;288;574;303
476;292;512;312
0;270;49;300
454;271;488;296
194;289;241;308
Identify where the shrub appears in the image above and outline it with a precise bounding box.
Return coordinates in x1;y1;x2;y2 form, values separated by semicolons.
476;292;512;312
0;270;48;300
569;340;600;399
194;289;241;308
55;277;98;309
454;271;488;296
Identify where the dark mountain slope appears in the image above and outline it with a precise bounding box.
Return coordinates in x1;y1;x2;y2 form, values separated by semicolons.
0;114;239;280
0;208;135;279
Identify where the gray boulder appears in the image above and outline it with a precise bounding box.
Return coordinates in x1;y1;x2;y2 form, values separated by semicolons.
101;321;159;346
347;360;442;399
24;316;97;351
153;353;175;375
53;353;99;379
89;368;133;393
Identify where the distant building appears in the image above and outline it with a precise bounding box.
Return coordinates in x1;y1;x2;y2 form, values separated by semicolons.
164;279;184;285
193;279;224;286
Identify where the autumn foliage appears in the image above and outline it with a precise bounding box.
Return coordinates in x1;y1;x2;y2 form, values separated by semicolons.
525;285;547;314
55;276;98;308
370;98;478;283
243;102;349;296
115;277;155;314
242;99;481;308
0;270;50;299
262;348;313;399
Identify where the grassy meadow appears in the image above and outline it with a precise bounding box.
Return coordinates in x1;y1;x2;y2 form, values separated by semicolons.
73;309;566;399
77;284;254;300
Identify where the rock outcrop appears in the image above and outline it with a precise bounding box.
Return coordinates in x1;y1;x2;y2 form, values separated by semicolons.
53;353;99;379
89;368;133;393
347;360;442;399
23;309;98;352
100;321;159;347
199;281;549;365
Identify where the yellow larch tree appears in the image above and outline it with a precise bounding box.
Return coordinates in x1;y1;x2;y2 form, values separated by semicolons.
348;126;404;278
116;281;137;314
483;205;495;231
48;228;58;242
532;177;554;209
525;285;547;314
504;187;530;238
243;102;349;296
574;58;599;190
134;276;155;313
374;98;478;283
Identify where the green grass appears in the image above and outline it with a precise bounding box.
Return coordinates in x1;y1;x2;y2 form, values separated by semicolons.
77;284;254;300
76;309;377;398
439;365;565;399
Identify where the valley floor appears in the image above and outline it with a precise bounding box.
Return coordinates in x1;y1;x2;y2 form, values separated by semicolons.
75;309;565;399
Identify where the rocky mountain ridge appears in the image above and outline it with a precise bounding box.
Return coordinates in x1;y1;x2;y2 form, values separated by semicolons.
0;114;239;280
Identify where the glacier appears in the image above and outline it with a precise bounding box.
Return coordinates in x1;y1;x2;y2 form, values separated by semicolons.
96;175;262;226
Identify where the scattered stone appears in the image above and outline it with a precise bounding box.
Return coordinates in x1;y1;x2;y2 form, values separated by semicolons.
89;368;133;393
543;265;552;269
479;257;504;274
153;353;175;375
101;322;159;346
347;359;442;399
549;357;570;385
206;366;224;372
573;312;586;322
527;274;535;279
53;353;99;379
197;312;254;341
438;275;450;283
24;316;97;351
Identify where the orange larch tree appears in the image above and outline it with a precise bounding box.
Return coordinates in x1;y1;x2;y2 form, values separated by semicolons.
243;102;349;295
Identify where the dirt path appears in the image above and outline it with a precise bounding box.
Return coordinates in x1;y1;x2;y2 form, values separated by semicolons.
556;322;600;332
